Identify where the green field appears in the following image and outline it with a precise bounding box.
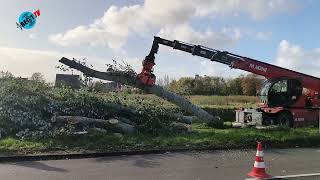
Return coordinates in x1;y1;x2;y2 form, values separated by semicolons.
187;95;257;108
113;93;258;109
1;123;319;156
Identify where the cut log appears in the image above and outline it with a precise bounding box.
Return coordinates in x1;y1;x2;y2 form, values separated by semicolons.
51;115;135;134
117;117;137;126
59;57;222;126
91;127;108;133
106;103;138;116
170;122;192;132
170;113;197;124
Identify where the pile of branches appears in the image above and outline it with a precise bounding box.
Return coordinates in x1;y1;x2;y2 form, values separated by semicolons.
0;78;193;139
0;57;222;139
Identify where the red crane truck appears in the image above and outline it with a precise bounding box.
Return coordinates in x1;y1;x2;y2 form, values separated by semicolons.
138;36;320;127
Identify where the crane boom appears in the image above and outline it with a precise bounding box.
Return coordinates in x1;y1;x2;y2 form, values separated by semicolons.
137;36;320;128
142;36;320;92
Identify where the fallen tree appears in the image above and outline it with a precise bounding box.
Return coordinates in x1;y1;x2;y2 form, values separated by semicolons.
59;57;222;127
0;76;198;138
51;115;136;134
51;115;193;134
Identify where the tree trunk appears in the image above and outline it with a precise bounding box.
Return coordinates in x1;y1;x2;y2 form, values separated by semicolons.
59;57;222;126
170;122;192;132
51;115;135;134
170;113;196;124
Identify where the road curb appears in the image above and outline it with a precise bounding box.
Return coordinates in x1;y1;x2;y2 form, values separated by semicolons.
0;148;209;162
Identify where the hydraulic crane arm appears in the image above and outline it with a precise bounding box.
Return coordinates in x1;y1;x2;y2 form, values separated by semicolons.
138;36;320;92
147;36;240;66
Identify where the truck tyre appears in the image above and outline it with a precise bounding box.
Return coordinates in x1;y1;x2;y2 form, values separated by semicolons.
277;111;293;128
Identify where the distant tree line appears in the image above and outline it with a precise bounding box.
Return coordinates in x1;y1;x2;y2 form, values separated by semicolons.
162;74;264;96
1;71;264;96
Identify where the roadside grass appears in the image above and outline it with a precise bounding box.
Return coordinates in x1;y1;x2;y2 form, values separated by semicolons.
1;123;319;155
0;137;46;153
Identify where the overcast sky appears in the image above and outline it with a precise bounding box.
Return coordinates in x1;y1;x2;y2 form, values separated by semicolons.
1;0;320;82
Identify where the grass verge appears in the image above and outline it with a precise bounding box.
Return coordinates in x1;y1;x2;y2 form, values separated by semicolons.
110;93;258;109
1;123;319;156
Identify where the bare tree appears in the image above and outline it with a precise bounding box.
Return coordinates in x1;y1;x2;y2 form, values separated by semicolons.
30;72;45;83
0;71;13;79
157;75;170;87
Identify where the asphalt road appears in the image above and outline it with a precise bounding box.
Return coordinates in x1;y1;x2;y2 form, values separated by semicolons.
0;148;320;180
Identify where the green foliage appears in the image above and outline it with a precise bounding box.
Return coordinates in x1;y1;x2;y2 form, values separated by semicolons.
226;76;243;95
103;93;178;133
111;93;179;112
168;74;264;96
30;72;45;83
0;71;14;79
0;78;53;137
241;74;263;96
201;108;235;122
50;88;110;119
168;77;194;95
92;81;106;92
0;78;180;138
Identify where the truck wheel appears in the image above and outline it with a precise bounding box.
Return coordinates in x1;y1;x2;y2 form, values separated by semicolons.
262;114;272;126
277;112;293;128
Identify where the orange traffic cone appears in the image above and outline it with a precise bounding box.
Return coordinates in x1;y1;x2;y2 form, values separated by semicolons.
248;142;271;179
